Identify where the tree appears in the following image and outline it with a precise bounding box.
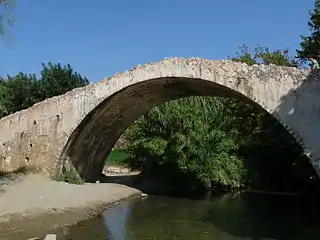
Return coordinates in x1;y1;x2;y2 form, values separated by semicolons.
297;0;320;62
0;62;90;117
37;62;89;101
0;0;15;40
0;77;12;117
125;97;247;190
5;72;39;113
232;44;299;67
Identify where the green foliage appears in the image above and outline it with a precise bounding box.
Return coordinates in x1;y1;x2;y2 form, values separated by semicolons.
0;77;12;117
232;44;299;67
297;0;320;62
0;62;89;118
105;149;130;166
38;62;89;100
126;97;247;190
54;167;84;185
5;73;39;113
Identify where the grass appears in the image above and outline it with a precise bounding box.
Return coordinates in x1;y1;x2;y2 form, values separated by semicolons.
105;149;130;166
53;167;84;185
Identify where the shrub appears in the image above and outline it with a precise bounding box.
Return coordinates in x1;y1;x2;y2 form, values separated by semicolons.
125;97;249;190
54;167;84;185
124;95;308;192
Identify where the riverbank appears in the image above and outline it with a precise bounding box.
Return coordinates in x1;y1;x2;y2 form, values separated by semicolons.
0;166;317;239
0;173;141;240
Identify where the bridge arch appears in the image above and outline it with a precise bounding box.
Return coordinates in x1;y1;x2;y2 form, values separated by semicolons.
59;58;314;181
0;57;319;181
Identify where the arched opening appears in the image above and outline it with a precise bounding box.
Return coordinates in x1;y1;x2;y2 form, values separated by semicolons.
60;76;313;187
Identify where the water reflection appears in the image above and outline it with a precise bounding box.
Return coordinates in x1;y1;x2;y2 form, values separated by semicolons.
102;201;133;240
62;192;320;240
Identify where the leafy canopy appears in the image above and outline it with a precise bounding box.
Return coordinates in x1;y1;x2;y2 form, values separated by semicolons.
297;0;320;61
0;62;89;118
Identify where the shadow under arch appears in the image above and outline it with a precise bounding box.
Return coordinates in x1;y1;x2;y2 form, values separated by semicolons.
59;76;304;182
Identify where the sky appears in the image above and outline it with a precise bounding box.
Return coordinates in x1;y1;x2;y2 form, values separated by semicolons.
0;0;316;82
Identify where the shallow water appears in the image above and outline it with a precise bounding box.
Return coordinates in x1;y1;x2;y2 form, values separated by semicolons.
59;191;320;240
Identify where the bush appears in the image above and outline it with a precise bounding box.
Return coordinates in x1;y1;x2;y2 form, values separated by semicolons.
54;167;84;185
124;96;309;192
0;63;89;118
125;97;250;190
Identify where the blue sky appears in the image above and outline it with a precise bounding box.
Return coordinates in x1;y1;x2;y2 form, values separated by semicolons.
0;0;315;82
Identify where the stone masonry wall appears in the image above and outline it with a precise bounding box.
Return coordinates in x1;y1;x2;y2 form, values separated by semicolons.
0;57;319;180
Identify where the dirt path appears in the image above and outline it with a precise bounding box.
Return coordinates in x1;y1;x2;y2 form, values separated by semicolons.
0;173;141;219
0;173;141;239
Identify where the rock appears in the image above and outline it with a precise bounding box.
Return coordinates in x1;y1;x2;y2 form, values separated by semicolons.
44;234;56;240
141;193;148;198
95;180;100;183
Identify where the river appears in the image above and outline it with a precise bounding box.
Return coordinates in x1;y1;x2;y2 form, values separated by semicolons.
55;191;320;239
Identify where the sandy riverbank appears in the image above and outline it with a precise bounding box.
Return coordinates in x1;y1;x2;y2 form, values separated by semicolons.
0;173;141;239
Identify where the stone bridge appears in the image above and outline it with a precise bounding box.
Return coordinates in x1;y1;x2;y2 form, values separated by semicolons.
0;57;320;181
